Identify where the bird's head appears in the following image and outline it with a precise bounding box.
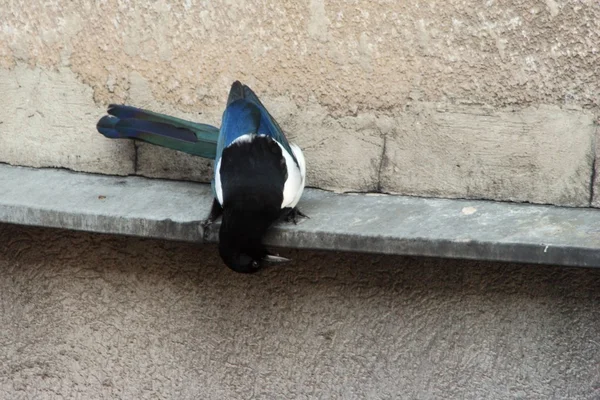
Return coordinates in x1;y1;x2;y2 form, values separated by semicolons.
218;200;288;273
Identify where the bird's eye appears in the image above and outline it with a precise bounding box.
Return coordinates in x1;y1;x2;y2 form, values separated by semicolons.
252;261;259;268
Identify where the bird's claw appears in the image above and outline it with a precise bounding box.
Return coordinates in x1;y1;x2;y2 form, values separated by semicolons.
284;208;309;225
203;199;223;230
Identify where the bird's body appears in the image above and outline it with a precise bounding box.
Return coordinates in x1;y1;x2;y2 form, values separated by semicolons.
210;81;306;273
96;81;306;273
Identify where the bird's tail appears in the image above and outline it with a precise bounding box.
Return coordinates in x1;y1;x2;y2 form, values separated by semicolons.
97;104;220;159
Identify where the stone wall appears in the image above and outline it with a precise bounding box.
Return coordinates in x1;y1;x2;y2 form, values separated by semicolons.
1;224;599;399
1;1;599;206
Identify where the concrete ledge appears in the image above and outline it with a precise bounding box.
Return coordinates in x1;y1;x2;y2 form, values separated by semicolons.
1;164;600;268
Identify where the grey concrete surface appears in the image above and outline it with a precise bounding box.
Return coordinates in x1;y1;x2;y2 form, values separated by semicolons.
0;223;599;399
0;164;213;242
2;164;600;268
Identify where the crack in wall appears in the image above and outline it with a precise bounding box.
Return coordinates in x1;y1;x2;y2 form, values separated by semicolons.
590;124;599;207
133;142;139;175
376;132;388;193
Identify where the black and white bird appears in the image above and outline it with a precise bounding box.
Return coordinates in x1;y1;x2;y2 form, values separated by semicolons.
206;81;307;273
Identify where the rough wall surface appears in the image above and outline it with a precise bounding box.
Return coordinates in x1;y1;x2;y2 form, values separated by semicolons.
1;1;599;204
0;64;135;175
1;224;599;399
381;104;596;206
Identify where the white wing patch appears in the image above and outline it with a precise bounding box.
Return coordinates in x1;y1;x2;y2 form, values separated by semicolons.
230;134;254;145
214;157;224;206
279;142;306;209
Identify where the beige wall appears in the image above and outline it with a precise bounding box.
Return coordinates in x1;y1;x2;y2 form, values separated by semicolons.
1;224;599;399
1;1;599;206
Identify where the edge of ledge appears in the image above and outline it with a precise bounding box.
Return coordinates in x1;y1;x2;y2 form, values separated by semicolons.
1;164;600;268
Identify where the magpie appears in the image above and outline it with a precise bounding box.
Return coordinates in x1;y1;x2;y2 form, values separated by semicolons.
206;81;307;273
97;81;306;273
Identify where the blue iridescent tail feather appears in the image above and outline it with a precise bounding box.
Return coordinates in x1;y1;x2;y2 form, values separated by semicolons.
96;104;219;159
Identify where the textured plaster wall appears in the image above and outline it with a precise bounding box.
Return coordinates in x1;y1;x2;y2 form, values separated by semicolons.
1;223;599;399
1;1;600;205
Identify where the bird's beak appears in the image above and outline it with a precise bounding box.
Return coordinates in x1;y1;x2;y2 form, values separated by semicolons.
263;253;291;263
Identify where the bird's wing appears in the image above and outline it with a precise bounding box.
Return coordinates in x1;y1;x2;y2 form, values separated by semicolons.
240;84;298;166
215;82;269;164
212;83;262;199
